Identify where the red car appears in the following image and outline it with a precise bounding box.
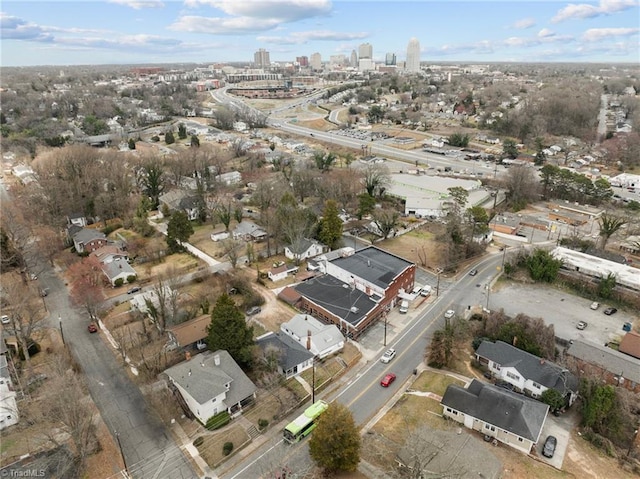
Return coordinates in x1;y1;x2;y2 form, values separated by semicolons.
88;323;98;333
380;373;396;387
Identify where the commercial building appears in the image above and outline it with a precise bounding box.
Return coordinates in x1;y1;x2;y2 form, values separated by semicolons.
405;37;421;72
254;48;270;69
310;52;322;71
358;42;373;59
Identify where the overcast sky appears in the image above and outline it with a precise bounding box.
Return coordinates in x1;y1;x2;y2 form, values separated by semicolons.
1;0;639;66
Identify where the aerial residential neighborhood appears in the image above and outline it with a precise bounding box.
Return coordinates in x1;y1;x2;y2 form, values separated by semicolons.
1;1;640;479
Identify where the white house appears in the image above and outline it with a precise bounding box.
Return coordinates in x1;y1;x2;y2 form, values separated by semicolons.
268;264;298;282
101;258;137;287
441;379;549;454
475;340;579;407
280;314;344;358
163;350;256;424
284;239;325;262
0;350;18;431
130;286;174;315
210;231;230;242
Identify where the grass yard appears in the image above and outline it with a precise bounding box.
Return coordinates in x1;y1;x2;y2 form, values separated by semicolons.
372;394;445;443
196;425;250;469
284;377;310;401
412;370;466;396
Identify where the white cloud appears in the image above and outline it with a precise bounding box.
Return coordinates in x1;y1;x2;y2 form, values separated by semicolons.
552;0;638;23
108;0;165;9
512;18;536;29
170;15;281;34
257;30;368;45
0;13;53;42
582;27;639;41
173;0;332;35
184;0;332;21
538;28;555;38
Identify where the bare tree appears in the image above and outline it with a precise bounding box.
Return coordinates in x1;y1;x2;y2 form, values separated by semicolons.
220;238;244;268
503;164;540;209
37;350;99;473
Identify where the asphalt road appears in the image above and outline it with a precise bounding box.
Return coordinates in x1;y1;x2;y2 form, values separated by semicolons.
40;264;197;479
220;251;506;478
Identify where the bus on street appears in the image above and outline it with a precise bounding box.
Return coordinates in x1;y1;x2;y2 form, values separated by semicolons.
283;400;329;444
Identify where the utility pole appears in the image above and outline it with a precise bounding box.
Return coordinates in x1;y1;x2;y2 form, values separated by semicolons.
311;359;315;404
58;315;65;346
116;431;129;476
383;312;388;347
436;269;442;297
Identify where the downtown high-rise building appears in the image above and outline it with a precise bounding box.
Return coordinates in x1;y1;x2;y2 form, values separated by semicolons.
405;38;421;72
310;52;322;71
350;49;358;67
254;48;270;69
296;56;309;67
385;53;397;66
358;42;373;59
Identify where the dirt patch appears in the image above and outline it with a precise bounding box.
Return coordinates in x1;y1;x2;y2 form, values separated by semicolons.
564;430;639;479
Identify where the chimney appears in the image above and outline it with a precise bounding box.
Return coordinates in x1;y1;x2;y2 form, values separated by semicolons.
307;330;312;350
214;354;220;366
185;351;191;361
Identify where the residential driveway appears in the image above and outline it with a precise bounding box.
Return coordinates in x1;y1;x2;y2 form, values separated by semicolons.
489;283;637;344
536;409;577;469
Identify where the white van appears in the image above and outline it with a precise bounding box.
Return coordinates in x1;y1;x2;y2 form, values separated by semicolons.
411;284;423;295
399;300;409;314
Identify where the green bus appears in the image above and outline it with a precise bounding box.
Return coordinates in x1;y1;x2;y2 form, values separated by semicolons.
283;400;329;444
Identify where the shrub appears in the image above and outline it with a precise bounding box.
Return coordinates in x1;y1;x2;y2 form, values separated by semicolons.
205;411;230;430
114;278;124;287
102;222;123;236
127;275;136;284
193;436;204;447
223;442;233;456
258;418;269;429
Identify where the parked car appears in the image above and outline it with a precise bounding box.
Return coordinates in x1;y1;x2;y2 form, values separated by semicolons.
88;323;98;333
576;321;588;330
380;348;396;363
380;373;396;387
469;269;478;276
246;306;262;316
399;300;409;314
444;310;455;319
590;301;599;310
1;315;10;325
420;285;432;297
411;284;423;295
542;435;557;458
603;307;618;315
127;286;141;294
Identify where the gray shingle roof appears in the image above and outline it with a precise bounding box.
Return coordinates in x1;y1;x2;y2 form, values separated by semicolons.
329;246;411;288
256;332;314;372
101;258;136;280
73;228;106;244
293;274;378;326
164;350;256;406
476;340;579;394
567;339;640;384
441;379;549;442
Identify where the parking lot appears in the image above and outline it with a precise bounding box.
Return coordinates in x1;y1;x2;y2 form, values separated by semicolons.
489;282;637;344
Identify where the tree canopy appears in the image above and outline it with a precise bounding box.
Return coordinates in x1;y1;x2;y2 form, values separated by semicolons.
309;402;361;474
207;294;254;367
318;200;343;250
166;210;194;253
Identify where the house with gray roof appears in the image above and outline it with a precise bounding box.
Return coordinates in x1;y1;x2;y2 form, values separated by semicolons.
72;228;107;254
284;238;325;263
255;332;314;379
164;350;256;424
281;314;344;359
441;379;549;454
566;339;640;394
232;220;267;242
101;258;137;287
159;189;200;220
476;340;579;407
0;352;19;430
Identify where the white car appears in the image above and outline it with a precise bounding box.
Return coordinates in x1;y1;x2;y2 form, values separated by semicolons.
590;302;600;310
444;310;455;319
420;285;432;297
1;315;9;325
380;348;396;363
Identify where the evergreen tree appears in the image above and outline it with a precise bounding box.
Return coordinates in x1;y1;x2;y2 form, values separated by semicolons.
190;134;200;148
165;130;175;144
128;138;136;150
166;210;193;253
207;294;254;367
309;402;360;474
178;123;187;139
318;200;343;250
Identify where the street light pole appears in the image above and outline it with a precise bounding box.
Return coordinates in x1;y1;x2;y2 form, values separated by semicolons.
436;269;442;297
383;313;388;347
116;431;129;476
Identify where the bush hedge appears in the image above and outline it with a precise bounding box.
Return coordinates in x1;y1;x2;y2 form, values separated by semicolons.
205;411;230;430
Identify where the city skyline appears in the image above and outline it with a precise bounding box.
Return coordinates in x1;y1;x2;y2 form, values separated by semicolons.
1;0;639;67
